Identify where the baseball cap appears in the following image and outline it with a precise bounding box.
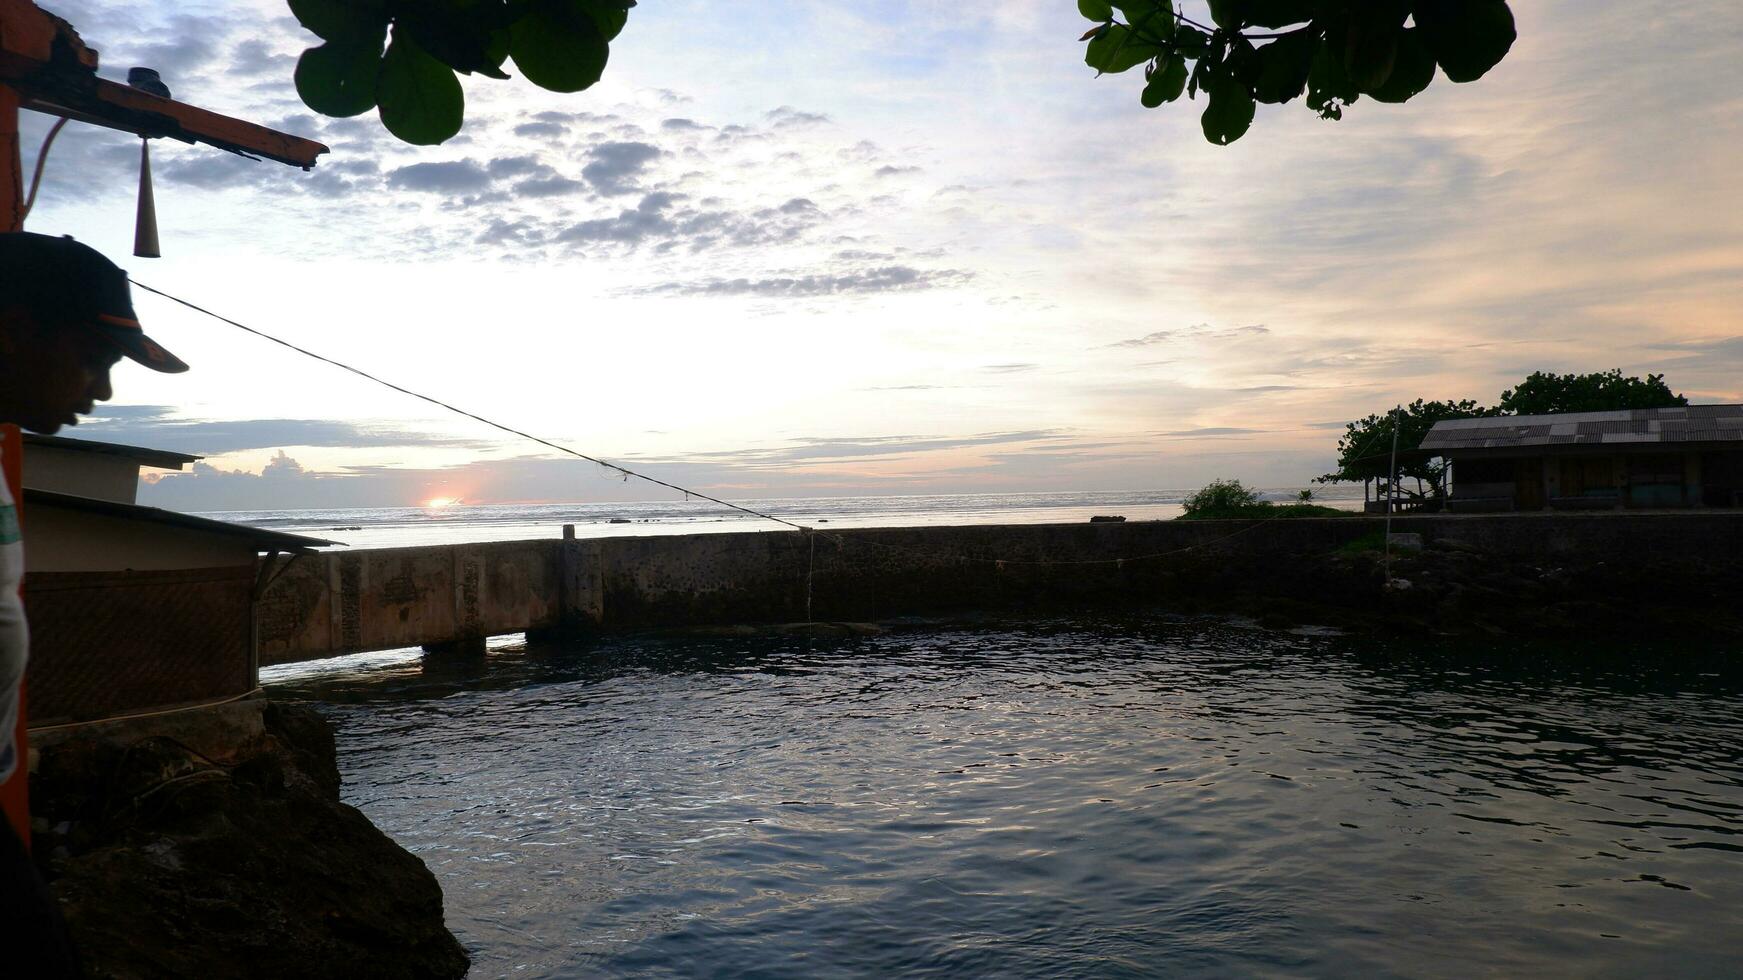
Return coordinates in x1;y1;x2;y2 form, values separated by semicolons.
0;231;189;373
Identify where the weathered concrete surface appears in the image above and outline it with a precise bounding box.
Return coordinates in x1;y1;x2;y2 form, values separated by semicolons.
259;514;1743;663
259;539;561;664
29;701;469;979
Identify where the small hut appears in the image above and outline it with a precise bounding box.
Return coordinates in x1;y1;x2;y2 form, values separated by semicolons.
1423;405;1743;512
20;435;331;726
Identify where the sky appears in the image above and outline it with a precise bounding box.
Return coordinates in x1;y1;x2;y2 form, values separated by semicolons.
18;1;1743;511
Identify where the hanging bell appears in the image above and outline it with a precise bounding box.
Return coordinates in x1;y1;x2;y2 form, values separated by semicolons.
134;138;160;258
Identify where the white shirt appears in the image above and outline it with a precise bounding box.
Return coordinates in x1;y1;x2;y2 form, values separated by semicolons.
0;442;26;782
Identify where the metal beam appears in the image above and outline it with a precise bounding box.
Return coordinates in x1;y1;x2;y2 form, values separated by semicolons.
0;0;326;169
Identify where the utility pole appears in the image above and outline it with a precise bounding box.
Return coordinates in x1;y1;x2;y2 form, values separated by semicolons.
1383;405;1401;587
0;0;326;845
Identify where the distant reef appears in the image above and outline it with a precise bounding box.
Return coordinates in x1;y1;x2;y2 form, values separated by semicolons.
29;700;468;979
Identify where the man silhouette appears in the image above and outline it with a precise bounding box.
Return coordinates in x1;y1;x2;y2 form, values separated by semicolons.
0;230;189;976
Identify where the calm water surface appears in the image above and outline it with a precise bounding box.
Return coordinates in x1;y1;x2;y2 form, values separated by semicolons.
268;620;1743;978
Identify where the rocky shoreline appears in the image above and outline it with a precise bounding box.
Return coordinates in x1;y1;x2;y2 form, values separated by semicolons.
28;701;468;979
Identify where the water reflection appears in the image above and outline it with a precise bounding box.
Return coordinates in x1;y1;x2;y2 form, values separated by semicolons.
269;619;1743;978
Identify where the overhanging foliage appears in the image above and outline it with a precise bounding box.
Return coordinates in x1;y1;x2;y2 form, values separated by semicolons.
289;0;634;145
1076;0;1517;144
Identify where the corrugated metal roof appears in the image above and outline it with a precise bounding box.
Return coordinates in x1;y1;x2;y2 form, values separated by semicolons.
23;433;201;469
24;489;336;550
1421;405;1743;452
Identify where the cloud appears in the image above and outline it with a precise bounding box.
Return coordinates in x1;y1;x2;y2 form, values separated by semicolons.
1153;427;1265;438
556;191;835;254
765;106;830;128
874;165;922;177
69;408;493;455
639;265;972;297
1103;324;1271;349
1646;336;1743;359
661;118;707;131
513;122;565;139
228;39;295;78
557;192;681;247
981;363;1037;374
82;404;175;420
260;449;305;478
487;155;547;177
581;141;662;195
386;160;492;193
476;219;540;245
675;430;1066;466
515;175;586;197
131;23;221;78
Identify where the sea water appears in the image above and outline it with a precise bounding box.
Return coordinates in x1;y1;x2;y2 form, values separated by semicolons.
267;619;1743;978
203;487;1365;550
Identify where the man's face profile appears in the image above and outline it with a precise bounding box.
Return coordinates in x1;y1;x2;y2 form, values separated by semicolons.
0;307;122;435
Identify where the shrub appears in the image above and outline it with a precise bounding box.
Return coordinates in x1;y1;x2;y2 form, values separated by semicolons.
1182;479;1263;516
1337;530;1387;555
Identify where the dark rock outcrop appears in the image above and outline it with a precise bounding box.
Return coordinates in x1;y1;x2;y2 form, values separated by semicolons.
29;700;468;979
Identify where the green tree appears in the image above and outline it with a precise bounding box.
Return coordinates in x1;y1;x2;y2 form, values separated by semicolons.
1497;370;1688;416
1317;398;1495;503
1182;478;1262;515
288;0;635;145
1075;0;1516;144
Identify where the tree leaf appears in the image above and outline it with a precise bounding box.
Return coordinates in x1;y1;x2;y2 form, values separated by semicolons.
1252;28;1314;104
287;0;387;44
1077;0;1114;22
1343;5;1407;93
1117;0;1173;41
511;0;611;93
1367;26;1434;103
1140;56;1188;107
1084;24;1160;74
1201;75;1255;144
377;33;464;145
295;41;381;117
1206;0;1240;31
1417;0;1515;83
581;0;635;42
1173;26;1210;59
1243;0;1309;30
1307;32;1360;119
399;4;513;79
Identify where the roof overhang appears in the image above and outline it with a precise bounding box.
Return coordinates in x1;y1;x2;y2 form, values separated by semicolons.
1421;405;1743;455
24;488;337;551
23;432;200;470
1431;442;1743;459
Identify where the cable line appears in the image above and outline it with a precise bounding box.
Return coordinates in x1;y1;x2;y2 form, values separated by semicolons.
130;280;811;533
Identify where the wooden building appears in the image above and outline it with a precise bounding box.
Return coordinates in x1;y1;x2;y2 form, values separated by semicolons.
1423;406;1743;512
20;435;331;726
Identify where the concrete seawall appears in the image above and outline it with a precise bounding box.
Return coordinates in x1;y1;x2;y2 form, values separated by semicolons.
256;514;1743;665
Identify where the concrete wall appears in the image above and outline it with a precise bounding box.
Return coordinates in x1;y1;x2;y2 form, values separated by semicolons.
257;514;1743;666
257;540;563;663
